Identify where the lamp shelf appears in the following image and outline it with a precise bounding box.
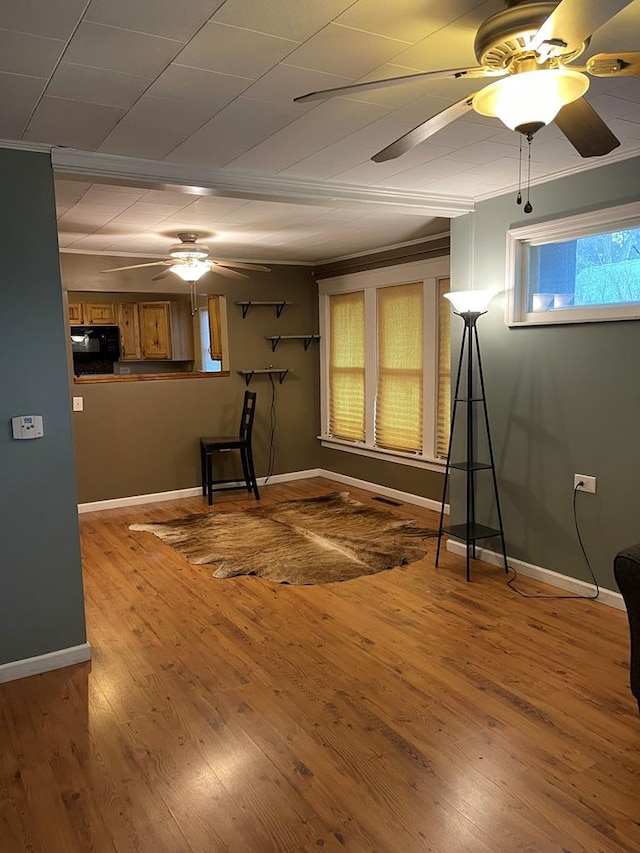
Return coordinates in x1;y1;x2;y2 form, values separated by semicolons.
441;523;502;542
266;334;320;352
238;368;289;386
449;461;492;471
236;300;292;319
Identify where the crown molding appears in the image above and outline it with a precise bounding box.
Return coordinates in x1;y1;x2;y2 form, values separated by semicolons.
473;145;640;204
50;147;475;217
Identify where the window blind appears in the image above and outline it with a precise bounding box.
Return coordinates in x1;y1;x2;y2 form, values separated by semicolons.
436;277;451;458
329;291;365;441
375;282;423;453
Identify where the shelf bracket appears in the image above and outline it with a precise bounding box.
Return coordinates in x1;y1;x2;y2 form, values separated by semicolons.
275;301;286;318
270;336;281;352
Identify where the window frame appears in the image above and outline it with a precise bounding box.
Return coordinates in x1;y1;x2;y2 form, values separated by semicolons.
318;258;449;472
506;201;640;327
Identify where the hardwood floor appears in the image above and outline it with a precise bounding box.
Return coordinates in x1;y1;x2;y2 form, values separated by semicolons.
1;477;639;852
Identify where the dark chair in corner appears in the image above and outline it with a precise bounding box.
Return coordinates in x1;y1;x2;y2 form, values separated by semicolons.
614;544;640;712
200;390;260;506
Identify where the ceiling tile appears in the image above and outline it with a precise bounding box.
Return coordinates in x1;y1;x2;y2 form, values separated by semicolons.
227;98;390;172
392;0;496;71
173;22;298;78
166;97;301;168
47;63;152;110
0;72;47;137
243;64;352;106
285;23;410;77
336;0;482;44
280;141;370;181
145;64;251;107
0;0;87;40
99;96;214;159
54;180;92;206
84;0;223;41
212;0;356;42
25;97;126;149
0;29;64;77
63;22;183;78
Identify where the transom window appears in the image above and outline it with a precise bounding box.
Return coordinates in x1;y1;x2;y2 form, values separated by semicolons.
507;202;640;326
319;259;450;470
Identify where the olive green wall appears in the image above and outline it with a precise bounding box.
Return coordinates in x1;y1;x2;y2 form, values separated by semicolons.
451;155;640;590
0;149;86;666
64;257;321;503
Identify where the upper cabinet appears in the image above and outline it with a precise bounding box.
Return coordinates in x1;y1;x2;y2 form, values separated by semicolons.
68;302;84;324
83;303;116;325
139;301;194;361
116;302;142;361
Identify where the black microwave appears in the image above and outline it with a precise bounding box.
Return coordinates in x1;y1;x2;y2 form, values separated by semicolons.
71;325;120;375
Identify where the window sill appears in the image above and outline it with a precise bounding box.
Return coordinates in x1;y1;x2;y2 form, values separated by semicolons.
73;370;230;384
319;435;446;473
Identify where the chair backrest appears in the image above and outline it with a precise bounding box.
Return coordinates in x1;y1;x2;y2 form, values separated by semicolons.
239;390;257;441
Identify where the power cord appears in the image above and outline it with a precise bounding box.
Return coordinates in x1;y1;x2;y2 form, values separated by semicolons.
263;373;277;485
507;482;600;600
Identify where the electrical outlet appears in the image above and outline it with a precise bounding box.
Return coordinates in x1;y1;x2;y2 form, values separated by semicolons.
574;474;596;494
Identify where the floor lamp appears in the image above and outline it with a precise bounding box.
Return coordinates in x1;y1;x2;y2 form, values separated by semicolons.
435;289;509;582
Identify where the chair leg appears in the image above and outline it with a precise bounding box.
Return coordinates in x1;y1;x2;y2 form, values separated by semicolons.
245;444;260;500
200;443;207;497
239;446;252;494
206;451;213;506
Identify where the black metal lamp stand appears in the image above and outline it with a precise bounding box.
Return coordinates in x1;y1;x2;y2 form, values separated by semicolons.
435;301;508;582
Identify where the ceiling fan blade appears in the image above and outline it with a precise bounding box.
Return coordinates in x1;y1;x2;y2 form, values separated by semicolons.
294;67;500;104
372;93;478;162
586;52;640;77
211;266;249;280
101;261;169;273
215;261;271;272
530;0;635;54
554;97;621;157
152;270;173;282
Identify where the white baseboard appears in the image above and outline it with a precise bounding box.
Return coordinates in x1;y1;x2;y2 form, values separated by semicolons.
78;468;447;515
318;468;448;514
0;642;92;684
78;470;325;514
445;540;624;611
79;486;202;513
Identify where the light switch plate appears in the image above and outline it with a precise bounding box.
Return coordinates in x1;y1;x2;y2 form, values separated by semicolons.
72;396;84;412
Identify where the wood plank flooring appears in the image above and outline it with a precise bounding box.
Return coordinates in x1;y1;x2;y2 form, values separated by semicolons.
1;477;639;852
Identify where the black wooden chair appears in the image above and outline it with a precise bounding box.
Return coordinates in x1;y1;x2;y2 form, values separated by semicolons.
200;390;260;505
614;544;640;713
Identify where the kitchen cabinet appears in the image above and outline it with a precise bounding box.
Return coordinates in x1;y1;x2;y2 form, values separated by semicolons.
139;301;194;361
83;303;116;325
116;302;142;361
68;302;84;324
208;295;222;361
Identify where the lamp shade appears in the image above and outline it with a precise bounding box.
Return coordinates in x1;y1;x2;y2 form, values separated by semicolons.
443;289;496;314
171;260;210;282
473;67;589;132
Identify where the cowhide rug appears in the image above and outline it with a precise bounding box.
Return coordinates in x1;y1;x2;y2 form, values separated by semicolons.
130;492;438;585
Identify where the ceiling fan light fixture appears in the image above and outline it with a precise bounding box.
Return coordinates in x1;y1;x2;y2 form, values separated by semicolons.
473;67;589;133
171;260;211;282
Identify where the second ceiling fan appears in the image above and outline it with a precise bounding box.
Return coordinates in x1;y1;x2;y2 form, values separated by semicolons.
101;233;270;283
295;0;640;162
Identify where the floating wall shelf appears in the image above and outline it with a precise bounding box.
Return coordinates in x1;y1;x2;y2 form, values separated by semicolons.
239;368;289;386
266;334;320;352
236;300;292;319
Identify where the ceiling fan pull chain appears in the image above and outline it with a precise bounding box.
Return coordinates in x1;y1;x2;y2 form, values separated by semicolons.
516;134;523;205
524;132;534;215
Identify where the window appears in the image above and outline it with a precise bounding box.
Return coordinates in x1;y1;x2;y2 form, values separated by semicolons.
319;259;450;470
507;202;640;326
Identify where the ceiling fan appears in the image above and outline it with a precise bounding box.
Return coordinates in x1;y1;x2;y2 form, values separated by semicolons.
295;0;640;162
101;233;271;282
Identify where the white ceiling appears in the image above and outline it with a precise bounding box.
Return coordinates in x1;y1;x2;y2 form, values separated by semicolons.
2;0;639;263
